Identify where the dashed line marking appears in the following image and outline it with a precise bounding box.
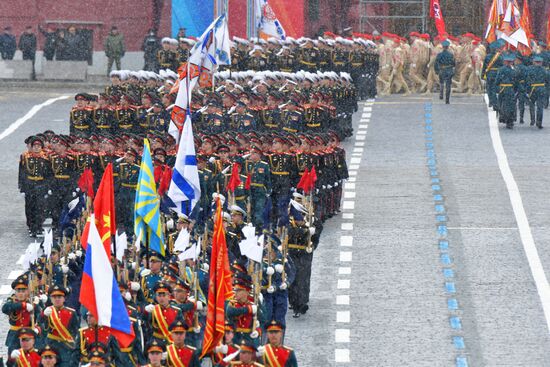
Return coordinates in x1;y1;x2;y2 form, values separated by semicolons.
342;213;354;219
336;311;351;323
335;329;350;343
340;236;353;247
348;176;356;181
336;295;350;305
343;201;355;210
341;223;353;230
338;267;351;275
345;183;356;190
350;157;361;164
349;164;359;170
16;255;25;265
356;135;366;141
352;148;363;153
355;141;365;146
340;251;353;262
344;191;356;199
337;279;351;289
335;349;350;363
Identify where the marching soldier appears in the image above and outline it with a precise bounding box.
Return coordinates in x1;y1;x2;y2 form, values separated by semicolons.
225;276;259;345
143;339;166;367
38;285;79;366
242;146;271;228
9;328;41;367
77;311;121;365
434;40;456;104
229;339;264;367
260;321;297;367
18;136;50;236
48;137;75;232
157;38;177;71
93;93;117;135
144;282;182;344
297;39;319;72
268;137;296;227
116;148;140;235
115;94;138;134
482;41;504;110
495;54;519;129
39;345;59;367
166;320;201;367
69;93;93;136
527;55;549;128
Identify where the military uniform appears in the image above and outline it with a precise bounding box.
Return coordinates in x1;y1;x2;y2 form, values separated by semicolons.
495;56;519;129
49;150;75;231
434;42;456;104
69;107;93;136
242;152;271;228
116;155;140;234
482;46;503;110
526;56;549;128
115;105;138;134
93;104;117;135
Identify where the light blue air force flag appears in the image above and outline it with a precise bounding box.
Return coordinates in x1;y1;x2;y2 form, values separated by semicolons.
167;114;201;215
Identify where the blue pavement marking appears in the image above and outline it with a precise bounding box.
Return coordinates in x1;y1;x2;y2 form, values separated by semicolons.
435;204;445;212
443;268;454;278
425;125;433;131
445;282;456;293
426;150;435;157
453;336;465;349
428;159;437;166
426;136;433;141
425;113;432;117
450;316;462;329
456;357;469;367
425;131;433;136
438;225;448;236
441;254;452;265
432;184;441;191
426;143;434;148
431;178;440;183
430;170;438;177
447;298;458;310
434;194;443;201
436;215;447;222
439;240;449;250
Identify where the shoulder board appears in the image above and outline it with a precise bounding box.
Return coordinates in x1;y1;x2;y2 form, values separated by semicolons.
283;345;294;351
170;305;181;311
185;345;196;350
254;363;265;367
260;160;268;165
65;307;76;312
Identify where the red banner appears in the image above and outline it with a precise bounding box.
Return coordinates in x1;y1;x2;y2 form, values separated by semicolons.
430;0;447;37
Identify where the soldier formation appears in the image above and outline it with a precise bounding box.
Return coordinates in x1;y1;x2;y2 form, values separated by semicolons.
11;37;359;365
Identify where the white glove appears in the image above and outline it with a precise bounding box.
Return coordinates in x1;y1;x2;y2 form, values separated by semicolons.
61;265;69;274
47;190;52;195
274;264;284;273
193;326;201;333
166;219;174;230
334;182;339;187
280;282;288;291
208;157;216;163
250;330;259;339
124;291;132;301
130;282;140;291
266;266;275;276
43;306;53;317
145;304;155;313
162;352;167;360
19;192;25;198
202;263;210;272
242;153;251;159
75;187;81;192
188;296;196;303
322;185;326;189
39;294;48;303
75;250;83;257
267;286;275;294
140;269;151;277
11;350;20;359
33;296;40;305
130;262;137;270
72;191;77;197
68;253;76;260
196;301;204;311
33;327;40;335
26;303;33;312
327;184;332;189
277;245;283;252
251;304;257;315
257;345;266;356
215;344;229;354
309;227;316;235
258;293;264;304
44;194;48;199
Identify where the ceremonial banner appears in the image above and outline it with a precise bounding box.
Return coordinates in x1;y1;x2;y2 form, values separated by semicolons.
429;0;447;37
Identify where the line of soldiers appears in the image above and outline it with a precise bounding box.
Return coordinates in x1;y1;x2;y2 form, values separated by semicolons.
12;65;354;365
154;34;379;100
482;39;550;129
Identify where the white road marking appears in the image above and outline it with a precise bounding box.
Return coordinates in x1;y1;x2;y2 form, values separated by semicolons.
348;171;357;176
486;95;550;332
355;141;365;146
339;267;351;275
344;191;356;199
350;157;361;164
364;106;372;112
342;213;354;219
340;236;353;247
7;270;23;280
335;349;350;362
446;226;518;230
336;311;351;322
356;135;366;141
352;148;363;153
337;279;351;289
351;152;362;157
335;329;350;342
0;285;11;295
16;255;25;265
340;251;353;262
345;183;356;190
336;295;350;305
341;223;353;230
349;164;359;170
358;125;368;129
343;201;355;210
0;96;70;141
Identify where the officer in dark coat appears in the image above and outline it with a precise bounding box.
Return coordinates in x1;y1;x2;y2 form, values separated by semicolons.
495;53;519;129
527;55;549;128
39;25;57;60
434;40;455;104
0;26;17;60
18;26;37;61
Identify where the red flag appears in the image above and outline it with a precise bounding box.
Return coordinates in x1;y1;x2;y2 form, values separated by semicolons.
547;10;550;47
244;174;252;190
308;166;318;193
157;166;172;197
200;199;233;358
80;163;116;256
226;163;242;193
78;168;94;199
296;168;310;192
429;0;447;37
520;0;532;39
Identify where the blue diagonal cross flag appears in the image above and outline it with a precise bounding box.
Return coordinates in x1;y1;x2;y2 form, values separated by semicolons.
134;139;165;255
168;114;201;216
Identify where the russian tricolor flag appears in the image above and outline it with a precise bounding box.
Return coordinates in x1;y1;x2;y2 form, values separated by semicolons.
79;214;135;347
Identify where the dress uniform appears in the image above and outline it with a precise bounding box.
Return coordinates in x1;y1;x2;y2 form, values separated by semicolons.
143;339;166;367
69;94;93;136
434;40;456;104
9;328;41;367
242;147;272;228
49;139;75;232
527;56;549;128
18;137;50;236
225;277;258;346
145;282;182;344
38;285;79;367
268;138;297;227
93;94;117;135
228;339;264;367
157;39;177;71
297;41;320;72
146;103;171;135
482;42;504;110
281;103;303;134
116;149;140;234
165;320;201;367
115;95;138;134
495;54;519;129
261;321;298;367
2;275;40;358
